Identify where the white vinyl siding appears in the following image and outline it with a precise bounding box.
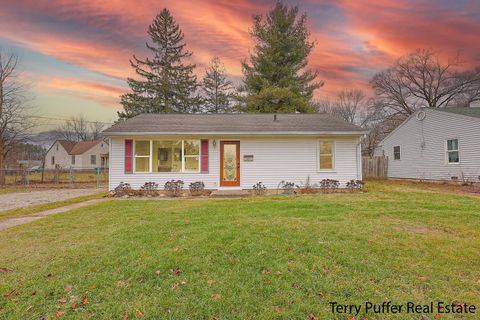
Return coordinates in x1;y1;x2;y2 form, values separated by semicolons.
379;108;480;180
108;136;362;190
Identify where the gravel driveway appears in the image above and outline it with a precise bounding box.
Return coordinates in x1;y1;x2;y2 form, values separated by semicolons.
0;188;106;212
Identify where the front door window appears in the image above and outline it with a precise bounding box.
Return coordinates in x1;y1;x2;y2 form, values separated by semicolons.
220;141;240;186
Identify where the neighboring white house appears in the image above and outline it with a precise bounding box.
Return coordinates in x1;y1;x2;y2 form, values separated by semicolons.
102;113;365;190
375;107;480;181
44;140;109;170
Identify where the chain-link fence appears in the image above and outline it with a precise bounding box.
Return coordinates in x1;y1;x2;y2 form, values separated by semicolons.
0;167;108;188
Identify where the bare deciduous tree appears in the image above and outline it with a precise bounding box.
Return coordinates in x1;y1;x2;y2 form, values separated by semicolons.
359;100;405;156
0;50;35;184
315;89;367;125
371;49;480;117
57;115;105;141
90;121;105;140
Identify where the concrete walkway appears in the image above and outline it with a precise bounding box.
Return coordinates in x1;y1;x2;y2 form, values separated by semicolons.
0;198;107;231
0;188;106;212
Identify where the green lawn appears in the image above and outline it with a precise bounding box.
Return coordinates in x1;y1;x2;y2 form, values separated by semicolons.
0;181;479;319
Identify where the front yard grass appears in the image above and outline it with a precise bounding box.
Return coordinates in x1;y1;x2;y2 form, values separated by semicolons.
0;181;479;319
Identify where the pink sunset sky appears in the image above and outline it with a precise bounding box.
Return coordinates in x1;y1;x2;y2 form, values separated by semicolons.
1;0;479;128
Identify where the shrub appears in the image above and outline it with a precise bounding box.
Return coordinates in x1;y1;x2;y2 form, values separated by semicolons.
296;176;318;194
164;180;184;197
140;181;159;190
320;179;339;193
189;181;205;196
278;180;296;195
112;182;132;197
346;179;364;192
140;181;159;197
252;182;267;195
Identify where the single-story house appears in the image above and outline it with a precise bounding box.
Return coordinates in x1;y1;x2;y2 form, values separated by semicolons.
102;113;365;190
375;107;480;182
44;140;109;170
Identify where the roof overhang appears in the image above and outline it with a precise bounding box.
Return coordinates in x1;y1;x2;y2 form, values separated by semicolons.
103;130;367;137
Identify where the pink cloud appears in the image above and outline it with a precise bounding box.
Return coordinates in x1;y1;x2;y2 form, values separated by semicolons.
0;0;478;108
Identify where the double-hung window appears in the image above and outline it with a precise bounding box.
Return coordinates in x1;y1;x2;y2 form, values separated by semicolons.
183;140;200;172
134;140;200;173
319;140;335;170
134;140;151;172
393;146;401;160
446;139;459;164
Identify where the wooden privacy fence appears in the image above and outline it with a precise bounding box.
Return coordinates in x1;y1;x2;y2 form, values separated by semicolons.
362;156;388;178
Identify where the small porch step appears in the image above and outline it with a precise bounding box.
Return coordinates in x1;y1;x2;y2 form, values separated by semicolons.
210;190;250;198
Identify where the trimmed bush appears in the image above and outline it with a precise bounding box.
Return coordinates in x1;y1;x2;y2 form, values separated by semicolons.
346;179;364;192
252;182;267;195
320;179;339;193
278;180;296;195
112;182;132;197
140;182;159;197
164;180;184;197
189;181;205;196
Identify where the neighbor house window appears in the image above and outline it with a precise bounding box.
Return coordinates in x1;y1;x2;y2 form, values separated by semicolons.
319;140;334;170
71;155;75;165
51;156;55;165
393;146;401;160
90;155;96;165
446;139;459;163
56;144;58;151
135;140;200;173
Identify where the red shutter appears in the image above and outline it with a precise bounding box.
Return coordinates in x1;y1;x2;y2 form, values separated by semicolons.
125;140;133;173
201;140;209;172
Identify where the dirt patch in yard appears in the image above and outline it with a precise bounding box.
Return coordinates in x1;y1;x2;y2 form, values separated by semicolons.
399;224;449;236
368;178;480;197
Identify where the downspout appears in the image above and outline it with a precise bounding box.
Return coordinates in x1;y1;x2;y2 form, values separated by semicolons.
108;138;112;191
356;136;363;180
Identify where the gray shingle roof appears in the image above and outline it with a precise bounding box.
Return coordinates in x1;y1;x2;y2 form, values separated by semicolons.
103;113;365;135
437;107;480;119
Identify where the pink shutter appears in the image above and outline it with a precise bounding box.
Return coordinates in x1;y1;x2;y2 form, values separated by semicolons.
125;140;133;173
201;140;209;172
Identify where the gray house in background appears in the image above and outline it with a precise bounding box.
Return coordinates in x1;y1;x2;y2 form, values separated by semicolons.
376;107;480;182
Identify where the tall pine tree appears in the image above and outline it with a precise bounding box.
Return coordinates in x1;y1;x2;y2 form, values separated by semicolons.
201;57;236;113
118;9;199;119
240;2;323;113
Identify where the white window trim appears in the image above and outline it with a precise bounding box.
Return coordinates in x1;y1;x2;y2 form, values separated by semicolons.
445;138;460;165
393;146;401;161
133;139;201;173
317;139;336;172
183;140;202;173
133;140;151;173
